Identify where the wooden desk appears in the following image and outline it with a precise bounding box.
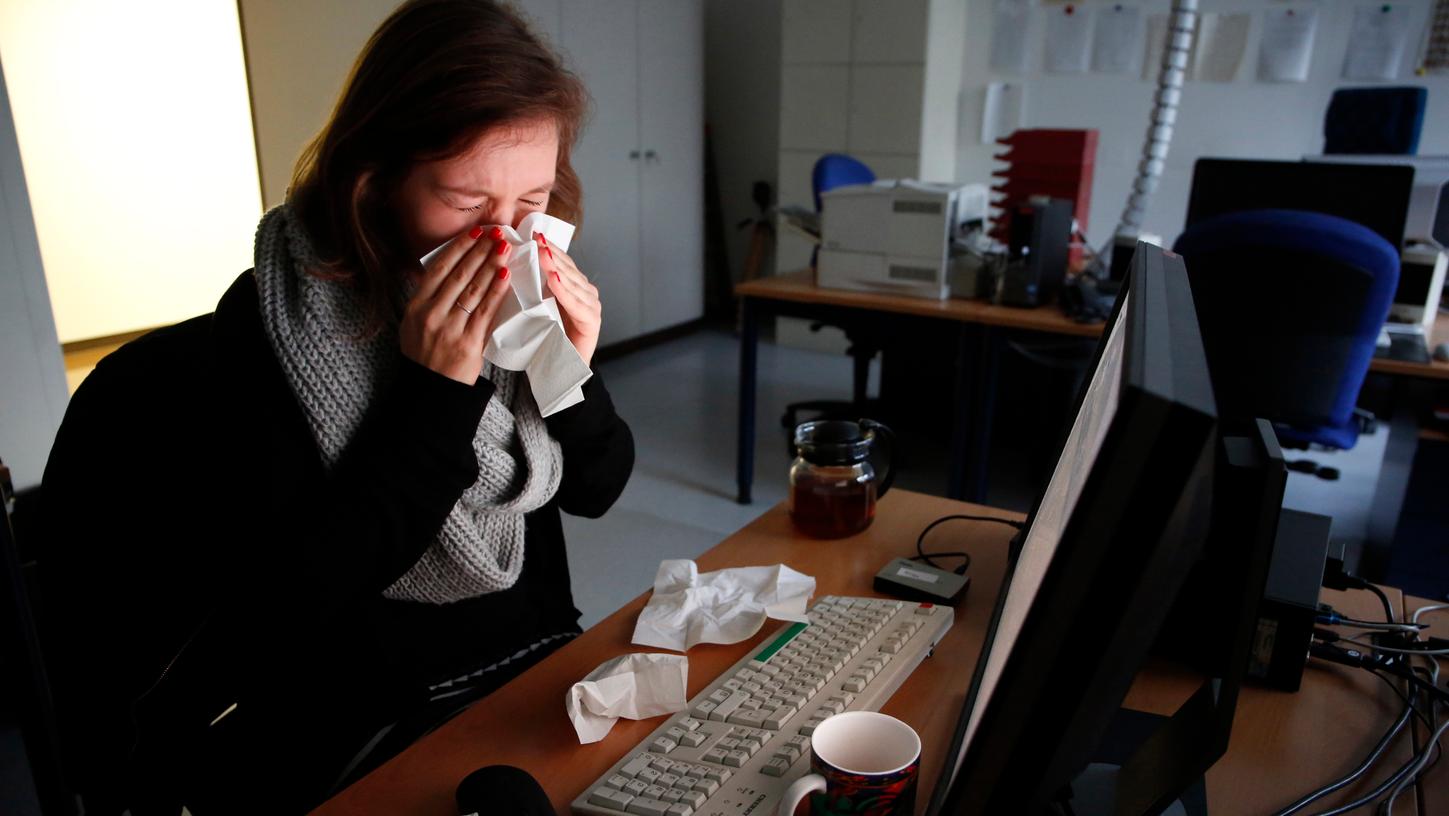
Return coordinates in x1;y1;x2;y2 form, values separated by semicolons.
734;271;1097;506
315;491;1418;815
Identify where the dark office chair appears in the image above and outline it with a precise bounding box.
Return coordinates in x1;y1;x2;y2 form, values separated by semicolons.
1;458;79;815
1174;210;1400;477
782;154;884;435
1323;86;1427;155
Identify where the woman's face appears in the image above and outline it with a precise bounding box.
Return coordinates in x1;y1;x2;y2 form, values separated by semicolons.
392;118;560;259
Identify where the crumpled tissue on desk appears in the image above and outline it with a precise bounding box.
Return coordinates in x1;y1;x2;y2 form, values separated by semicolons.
630;560;816;652
565;652;689;744
419;211;589;416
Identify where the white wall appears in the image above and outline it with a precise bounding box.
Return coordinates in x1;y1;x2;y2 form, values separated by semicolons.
0;0;263;344
705;0;783;286
0;60;67;491
238;0;401;208
956;0;1449;249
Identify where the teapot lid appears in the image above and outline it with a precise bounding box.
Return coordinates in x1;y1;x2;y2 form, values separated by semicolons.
794;420;874;466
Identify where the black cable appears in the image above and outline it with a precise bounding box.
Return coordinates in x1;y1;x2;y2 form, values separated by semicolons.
1364;583;1396;625
913;514;1022;575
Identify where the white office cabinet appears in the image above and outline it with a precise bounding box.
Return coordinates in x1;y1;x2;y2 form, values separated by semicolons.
637;0;705;336
523;0;705;347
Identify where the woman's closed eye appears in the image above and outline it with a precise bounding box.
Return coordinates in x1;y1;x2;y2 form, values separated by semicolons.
454;198;545;213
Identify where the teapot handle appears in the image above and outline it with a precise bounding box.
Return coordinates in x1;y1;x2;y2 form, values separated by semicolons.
859;419;896;499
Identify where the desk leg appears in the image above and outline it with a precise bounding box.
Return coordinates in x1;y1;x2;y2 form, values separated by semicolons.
1364;376;1427;579
737;298;759;504
966;328;1002;504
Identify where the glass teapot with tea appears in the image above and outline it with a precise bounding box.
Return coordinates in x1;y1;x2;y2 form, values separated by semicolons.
788;419;896;539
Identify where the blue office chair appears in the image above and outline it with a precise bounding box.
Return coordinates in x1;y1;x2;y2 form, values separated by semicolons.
782;155;883;436
1174;210;1400;472
1324;86;1427;156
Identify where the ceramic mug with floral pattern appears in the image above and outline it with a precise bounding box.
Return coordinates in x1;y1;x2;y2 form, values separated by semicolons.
775;711;921;816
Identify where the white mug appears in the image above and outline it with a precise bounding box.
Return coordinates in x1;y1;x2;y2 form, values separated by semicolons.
776;711;922;815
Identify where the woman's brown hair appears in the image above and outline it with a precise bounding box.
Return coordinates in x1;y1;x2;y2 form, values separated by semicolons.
288;0;588;330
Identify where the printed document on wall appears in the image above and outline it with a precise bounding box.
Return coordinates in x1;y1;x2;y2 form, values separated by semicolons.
1045;4;1092;74
1191;13;1250;82
1259;7;1318;82
1342;4;1412;80
1143;13;1200;81
992;0;1032;74
1091;4;1143;75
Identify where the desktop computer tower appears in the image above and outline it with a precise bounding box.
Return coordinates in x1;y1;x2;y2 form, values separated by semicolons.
999;197;1073;307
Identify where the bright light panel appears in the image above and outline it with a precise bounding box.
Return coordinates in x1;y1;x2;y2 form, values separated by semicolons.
0;0;262;343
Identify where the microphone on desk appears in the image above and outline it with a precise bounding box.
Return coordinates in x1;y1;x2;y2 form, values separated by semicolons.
456;764;553;815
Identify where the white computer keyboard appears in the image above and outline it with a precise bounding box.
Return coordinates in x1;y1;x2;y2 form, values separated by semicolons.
571;595;953;816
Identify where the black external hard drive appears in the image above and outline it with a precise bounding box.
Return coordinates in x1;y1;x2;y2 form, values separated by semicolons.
873;557;970;605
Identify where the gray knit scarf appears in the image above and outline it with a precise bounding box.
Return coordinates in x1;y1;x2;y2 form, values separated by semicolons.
252;205;563;604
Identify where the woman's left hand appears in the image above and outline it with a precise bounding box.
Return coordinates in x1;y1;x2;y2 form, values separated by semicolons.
537;232;602;366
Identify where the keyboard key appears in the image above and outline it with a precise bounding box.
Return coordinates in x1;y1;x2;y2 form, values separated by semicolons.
693;778;720;795
666;804;694;816
880;641;902;655
709;691;751;722
658;773;680;788
649;737;677;754
606;774;630;790
637;768;662;785
626;798;671;816
842;677;866;693
717;738;741;751
708;689;734;704
692;701;717;720
800;717;825;735
703;766;732;783
590;787;634;809
625;779;649;796
679;717;702;731
676;776;701;791
786;735;811;754
765;705;799;730
622;755;656;778
737;733;764;753
729;708;770;728
650;758;675;773
702;748;728;764
773;745;802;764
679;790;708;808
644;785;669;800
679;730;707;748
722;679;742;691
761;757;791;777
660;789;684;804
723;750;749;767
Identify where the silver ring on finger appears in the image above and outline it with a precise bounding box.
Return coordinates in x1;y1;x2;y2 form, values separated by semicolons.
454;301;474;315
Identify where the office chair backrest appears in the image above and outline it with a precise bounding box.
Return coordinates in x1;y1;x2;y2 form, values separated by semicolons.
1173;209;1400;448
1323;86;1428;155
0;461;78;816
811;153;875;212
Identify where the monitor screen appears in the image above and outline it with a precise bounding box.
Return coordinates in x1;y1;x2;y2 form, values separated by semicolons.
1185;159;1414;249
947;290;1129;780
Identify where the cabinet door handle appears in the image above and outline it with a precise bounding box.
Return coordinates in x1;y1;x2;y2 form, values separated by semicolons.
644;149;658;162
629;150;641;159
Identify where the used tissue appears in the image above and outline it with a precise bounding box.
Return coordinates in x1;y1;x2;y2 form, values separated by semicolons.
420;211;591;416
631;560;816;652
565;653;689;744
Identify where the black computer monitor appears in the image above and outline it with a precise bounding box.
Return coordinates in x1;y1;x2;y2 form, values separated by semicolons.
927;243;1221;816
1185;158;1415;249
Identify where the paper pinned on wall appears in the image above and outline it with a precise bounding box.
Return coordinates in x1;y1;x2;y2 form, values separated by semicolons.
1045;3;1093;74
1191;13;1250;82
991;0;1032;74
1258;7;1318;83
1342;4;1412;80
982;81;1026;143
1142;13;1200;81
1091;4;1143;75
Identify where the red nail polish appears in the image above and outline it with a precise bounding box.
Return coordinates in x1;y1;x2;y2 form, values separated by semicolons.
537;233;548;246
490;226;504;241
499;266;510;281
546;246;555;260
468;225;484;240
495;239;509;256
551;270;561;281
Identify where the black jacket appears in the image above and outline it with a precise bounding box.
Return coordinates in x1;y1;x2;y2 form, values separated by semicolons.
39;271;633;812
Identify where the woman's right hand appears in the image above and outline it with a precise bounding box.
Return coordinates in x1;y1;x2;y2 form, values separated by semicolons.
400;225;514;385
